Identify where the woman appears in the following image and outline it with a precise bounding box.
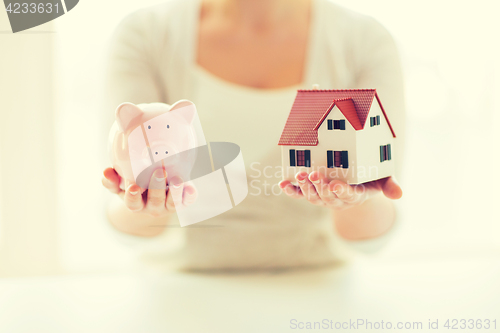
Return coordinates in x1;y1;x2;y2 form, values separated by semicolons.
102;0;405;270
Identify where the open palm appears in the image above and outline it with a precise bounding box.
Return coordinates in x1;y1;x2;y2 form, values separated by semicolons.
279;171;402;210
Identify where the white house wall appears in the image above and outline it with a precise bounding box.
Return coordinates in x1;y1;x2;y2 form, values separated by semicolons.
281;105;359;184
355;101;395;183
281;145;318;182
317;105;358;183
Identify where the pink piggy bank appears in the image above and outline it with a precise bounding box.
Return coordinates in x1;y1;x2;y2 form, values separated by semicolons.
108;100;198;190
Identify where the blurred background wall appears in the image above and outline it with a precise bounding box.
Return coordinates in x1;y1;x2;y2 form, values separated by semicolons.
0;0;499;276
0;16;58;276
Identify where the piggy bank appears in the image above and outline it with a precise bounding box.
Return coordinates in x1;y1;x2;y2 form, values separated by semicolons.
108;100;199;190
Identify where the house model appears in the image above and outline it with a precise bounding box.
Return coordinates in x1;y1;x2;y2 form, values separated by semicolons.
278;87;396;185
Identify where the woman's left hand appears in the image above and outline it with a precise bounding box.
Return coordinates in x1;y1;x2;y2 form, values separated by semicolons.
279;171;402;210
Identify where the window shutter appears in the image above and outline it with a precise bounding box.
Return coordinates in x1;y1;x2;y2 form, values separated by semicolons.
327;119;333;130
304;150;311;167
376;115;380;125
340;119;346;130
341;151;349;169
380;146;384;162
370;117;374;127
327;151;333;168
387;144;392;160
289;149;296;166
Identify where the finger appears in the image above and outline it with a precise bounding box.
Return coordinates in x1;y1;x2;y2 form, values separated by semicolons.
125;178;146;195
124;183;144;211
146;169;168;215
104;168;120;183
183;184;198;206
381;177;403;200
296;172;323;205
166;176;184;211
308;171;337;203
279;180;303;199
328;180;364;204
102;168;121;194
102;177;121;194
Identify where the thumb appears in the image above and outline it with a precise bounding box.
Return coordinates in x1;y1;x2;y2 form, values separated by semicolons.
382;177;403;200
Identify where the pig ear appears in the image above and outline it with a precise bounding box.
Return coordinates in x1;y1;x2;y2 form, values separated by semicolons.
170;100;195;124
115;103;144;131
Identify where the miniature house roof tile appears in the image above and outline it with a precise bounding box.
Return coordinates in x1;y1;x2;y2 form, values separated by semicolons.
278;89;396;146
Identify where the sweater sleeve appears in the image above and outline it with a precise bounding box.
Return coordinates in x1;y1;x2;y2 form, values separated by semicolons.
104;9;167;130
330;202;402;257
333;14;406;255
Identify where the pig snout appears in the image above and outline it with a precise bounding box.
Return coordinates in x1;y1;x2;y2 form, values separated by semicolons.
149;141;185;164
151;144;177;157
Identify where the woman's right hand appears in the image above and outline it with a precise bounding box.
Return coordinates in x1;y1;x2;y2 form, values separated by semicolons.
102;167;197;218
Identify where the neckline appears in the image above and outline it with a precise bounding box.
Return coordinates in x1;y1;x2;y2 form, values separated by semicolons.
194;63;301;95
188;0;320;92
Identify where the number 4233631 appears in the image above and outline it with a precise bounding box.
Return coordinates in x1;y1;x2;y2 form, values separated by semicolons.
6;2;60;14
444;319;496;330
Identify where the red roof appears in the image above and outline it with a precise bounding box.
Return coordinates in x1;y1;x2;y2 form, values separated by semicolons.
278;89;396;146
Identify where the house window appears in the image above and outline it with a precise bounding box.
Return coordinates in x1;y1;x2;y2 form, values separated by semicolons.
370;116;381;127
327;150;349;169
296;150;305;166
379;144;392;162
332;120;346;130
328;120;346;130
295;150;311;167
335;151;342;167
